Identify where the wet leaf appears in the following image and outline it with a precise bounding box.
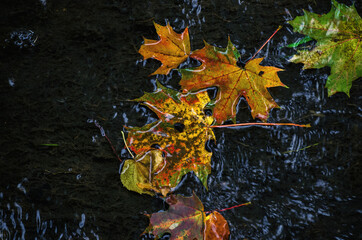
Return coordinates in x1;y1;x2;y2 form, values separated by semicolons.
180;38;286;124
288;0;362;96
286;36;313;48
125;82;215;195
204;211;230;240
139;22;190;75
121;150;169;196
144;193;230;240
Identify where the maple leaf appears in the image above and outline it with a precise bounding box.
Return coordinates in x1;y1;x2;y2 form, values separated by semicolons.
125;82;215;195
288;0;362;96
144;193;230;240
179;38;286;124
139;22;190;75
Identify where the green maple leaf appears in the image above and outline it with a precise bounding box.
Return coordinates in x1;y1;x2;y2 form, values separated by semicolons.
288;0;362;96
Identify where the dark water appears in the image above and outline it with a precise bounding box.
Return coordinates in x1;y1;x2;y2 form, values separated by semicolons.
0;0;361;239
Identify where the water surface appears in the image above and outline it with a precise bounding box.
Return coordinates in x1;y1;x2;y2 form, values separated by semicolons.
0;0;361;239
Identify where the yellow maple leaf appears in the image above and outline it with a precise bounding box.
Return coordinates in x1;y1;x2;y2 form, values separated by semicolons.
122;82;215;196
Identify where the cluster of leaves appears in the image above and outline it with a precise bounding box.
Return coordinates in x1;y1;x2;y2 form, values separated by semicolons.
121;22;287;197
143;193;230;239
123;21;281;239
117;1;361;239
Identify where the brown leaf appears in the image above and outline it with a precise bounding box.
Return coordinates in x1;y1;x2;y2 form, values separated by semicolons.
204;211;230;240
144;193;205;239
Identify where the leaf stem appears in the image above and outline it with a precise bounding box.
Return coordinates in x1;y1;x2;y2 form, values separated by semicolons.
40;143;59;147
205;202;251;214
121;131;135;159
210;122;311;128
282;142;320;154
247;25;282;64
94;121;123;162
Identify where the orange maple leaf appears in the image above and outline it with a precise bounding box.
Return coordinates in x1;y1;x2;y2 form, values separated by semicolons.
204;211;230;240
139;22;190;75
180;38;287;124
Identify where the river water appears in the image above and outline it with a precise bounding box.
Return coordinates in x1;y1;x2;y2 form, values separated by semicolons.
0;0;361;239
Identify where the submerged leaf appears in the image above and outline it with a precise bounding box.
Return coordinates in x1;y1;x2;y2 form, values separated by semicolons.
180;38;286;124
289;0;362;96
144;193;230;240
125;82;215;195
139;22;190;75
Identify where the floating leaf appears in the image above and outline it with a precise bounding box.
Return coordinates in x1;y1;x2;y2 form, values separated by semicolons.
180;38;286;124
144;193;230;240
121;149;169;196
289;0;362;96
204;211;230;240
139;22;190;75
125;82;215;195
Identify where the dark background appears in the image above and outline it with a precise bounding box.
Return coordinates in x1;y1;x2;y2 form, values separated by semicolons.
0;0;361;239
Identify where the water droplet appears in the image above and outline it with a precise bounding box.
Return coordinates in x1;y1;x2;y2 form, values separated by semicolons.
8;78;15;87
79;213;85;228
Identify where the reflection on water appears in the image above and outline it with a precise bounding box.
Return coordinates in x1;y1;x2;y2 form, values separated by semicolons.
0;183;99;240
5;30;37;49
